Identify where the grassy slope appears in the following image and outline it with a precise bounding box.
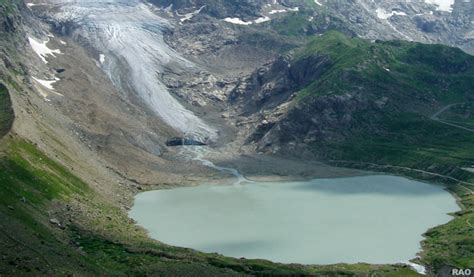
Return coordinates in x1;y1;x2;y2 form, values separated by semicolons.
0;1;460;274
0;83;415;275
290;32;474;272
0;137;421;275
438;102;474;129
325;115;474;271
266;7;353;38
296;32;474;102
0;1;414;274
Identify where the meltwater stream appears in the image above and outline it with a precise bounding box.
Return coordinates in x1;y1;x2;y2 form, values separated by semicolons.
130;174;459;265
38;0;460;268
190;146;249;186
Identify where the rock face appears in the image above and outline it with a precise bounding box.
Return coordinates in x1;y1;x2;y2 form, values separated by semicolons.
329;0;474;54
452;0;474;17
155;0;473;55
150;0;275;19
17;0;473;162
0;84;14;137
230;32;474;157
230;54;332;114
148;0;474;157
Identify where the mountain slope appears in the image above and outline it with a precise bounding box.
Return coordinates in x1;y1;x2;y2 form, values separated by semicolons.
0;84;13;137
240;31;474;153
0;1;425;275
150;0;271;19
157;0;473;55
233;31;474;271
1;0;473;275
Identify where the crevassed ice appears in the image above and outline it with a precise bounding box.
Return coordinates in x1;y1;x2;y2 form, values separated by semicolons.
43;0;217;140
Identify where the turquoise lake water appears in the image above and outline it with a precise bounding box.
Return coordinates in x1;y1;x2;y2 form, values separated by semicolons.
129;175;459;265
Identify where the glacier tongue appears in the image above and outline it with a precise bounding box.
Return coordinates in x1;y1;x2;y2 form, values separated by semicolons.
44;0;217;140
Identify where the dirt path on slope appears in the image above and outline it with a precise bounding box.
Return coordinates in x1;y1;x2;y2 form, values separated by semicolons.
430;103;474;133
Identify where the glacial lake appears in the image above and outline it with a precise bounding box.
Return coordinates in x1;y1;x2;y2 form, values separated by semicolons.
129;175;459;265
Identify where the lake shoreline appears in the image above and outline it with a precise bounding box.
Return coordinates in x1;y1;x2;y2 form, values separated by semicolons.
130;174;459;268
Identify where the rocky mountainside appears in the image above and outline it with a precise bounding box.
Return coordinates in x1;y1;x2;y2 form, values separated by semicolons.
0;0;473;275
318;0;474;54
233;31;474;157
157;0;473;54
0;84;13;137
150;0;274;19
228;31;474;271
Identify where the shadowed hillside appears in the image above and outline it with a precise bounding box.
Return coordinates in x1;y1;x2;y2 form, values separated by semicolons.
0;84;13;137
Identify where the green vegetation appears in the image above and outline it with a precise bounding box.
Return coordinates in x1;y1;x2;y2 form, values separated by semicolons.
293;32;474;180
438;102;474;129
323;115;474;272
282;31;474;272
295;31;474;103
323;114;474;171
0;134;418;275
267;10;352;38
0;84;13;137
0;137;100;275
0;0;20;17
321;115;474;270
268;13;311;36
0;0;469;271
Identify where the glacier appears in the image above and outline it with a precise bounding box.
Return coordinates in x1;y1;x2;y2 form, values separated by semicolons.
40;0;217;140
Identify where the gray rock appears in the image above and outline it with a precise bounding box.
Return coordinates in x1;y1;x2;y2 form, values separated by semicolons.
49;218;61;226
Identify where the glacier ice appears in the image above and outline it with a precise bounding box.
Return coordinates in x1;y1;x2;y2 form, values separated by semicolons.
42;0;217;140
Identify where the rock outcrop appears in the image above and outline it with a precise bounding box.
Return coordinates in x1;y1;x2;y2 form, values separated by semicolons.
230;32;474;157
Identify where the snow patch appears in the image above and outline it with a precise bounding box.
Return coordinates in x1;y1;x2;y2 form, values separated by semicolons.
269;9;286;14
32;76;59;90
26;2;47;8
99;54;105;64
224;17;253;25
32;76;63;101
268;6;299;15
224;16;272;25
177;5;205;23
314;0;323;6
424;0;454;12
376;8;407;20
28;37;61;64
255;16;271;24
